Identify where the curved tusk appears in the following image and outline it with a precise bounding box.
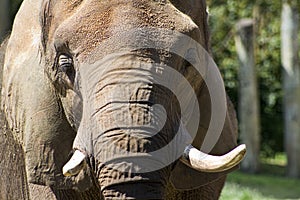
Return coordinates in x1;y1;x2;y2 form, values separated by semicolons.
180;144;246;172
63;150;87;177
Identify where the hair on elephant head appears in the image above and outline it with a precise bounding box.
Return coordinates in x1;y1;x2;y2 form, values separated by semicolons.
1;0;245;199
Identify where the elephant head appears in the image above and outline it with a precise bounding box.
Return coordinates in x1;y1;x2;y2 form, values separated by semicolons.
2;0;245;199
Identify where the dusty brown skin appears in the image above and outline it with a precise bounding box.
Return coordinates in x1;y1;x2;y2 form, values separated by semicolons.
1;0;238;199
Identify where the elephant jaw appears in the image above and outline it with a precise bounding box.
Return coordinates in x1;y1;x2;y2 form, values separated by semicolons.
63;150;87;177
62;145;246;177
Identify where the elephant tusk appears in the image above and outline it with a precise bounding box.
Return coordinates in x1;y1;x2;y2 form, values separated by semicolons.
63;150;87;177
180;144;246;172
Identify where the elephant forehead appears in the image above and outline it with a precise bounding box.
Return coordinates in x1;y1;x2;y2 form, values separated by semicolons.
54;4;113;59
49;0;197;61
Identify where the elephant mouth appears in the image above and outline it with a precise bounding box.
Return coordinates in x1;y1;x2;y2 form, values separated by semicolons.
62;128;246;177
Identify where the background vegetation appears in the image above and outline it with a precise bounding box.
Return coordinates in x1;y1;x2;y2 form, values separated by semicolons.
207;0;284;156
206;1;300;199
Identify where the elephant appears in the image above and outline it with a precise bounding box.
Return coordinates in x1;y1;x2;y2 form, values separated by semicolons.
0;0;246;199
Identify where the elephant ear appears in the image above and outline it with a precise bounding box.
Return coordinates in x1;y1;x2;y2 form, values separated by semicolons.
170;84;239;190
1;0;79;187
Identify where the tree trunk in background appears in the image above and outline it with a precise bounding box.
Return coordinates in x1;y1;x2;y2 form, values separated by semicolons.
0;0;10;41
235;19;260;173
281;1;300;178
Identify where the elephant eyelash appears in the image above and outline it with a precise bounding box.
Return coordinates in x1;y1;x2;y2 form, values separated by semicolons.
58;54;73;72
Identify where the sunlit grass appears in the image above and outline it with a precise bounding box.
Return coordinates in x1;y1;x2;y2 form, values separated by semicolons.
221;182;271;200
220;153;300;200
261;153;287;167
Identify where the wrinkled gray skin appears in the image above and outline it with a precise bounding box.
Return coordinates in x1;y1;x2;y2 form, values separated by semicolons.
0;0;238;199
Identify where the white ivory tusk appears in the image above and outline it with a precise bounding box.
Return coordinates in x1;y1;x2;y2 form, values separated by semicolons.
180;144;246;172
63;150;87;177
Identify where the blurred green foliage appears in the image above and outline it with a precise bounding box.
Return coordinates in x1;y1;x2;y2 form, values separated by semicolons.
207;0;285;156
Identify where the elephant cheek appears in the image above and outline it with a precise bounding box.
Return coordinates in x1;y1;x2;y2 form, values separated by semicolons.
24;104;76;187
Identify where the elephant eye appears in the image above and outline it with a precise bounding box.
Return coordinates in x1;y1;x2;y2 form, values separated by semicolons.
55;53;75;91
58;54;73;72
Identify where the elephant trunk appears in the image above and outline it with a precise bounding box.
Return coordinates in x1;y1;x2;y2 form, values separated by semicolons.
69;56;177;198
